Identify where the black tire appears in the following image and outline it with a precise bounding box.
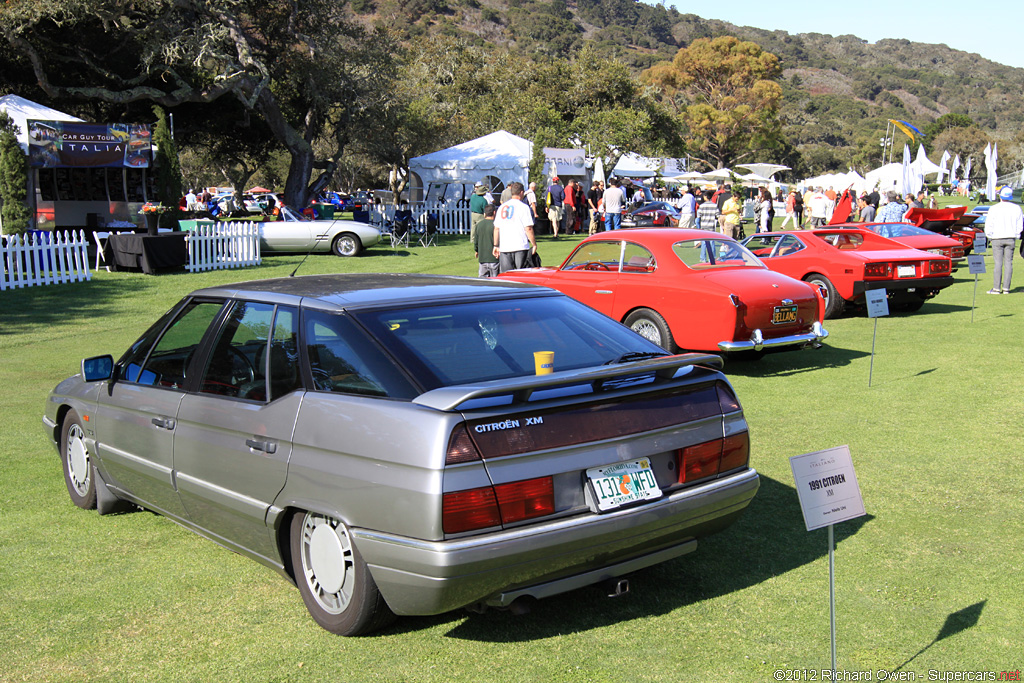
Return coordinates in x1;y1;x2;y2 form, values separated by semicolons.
61;409;96;510
331;233;362;257
290;511;395;636
804;273;845;319
623;308;676;352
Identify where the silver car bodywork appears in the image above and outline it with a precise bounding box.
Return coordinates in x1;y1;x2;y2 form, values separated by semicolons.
43;274;758;634
260;206;381;256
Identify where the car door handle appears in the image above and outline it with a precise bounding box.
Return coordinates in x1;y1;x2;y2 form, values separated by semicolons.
246;438;277;454
595;290;613;294
151;417;176;430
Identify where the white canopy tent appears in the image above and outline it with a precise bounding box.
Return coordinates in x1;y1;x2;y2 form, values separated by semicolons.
408;130;532;202
735;163;790;179
0;94;84;150
864;163;908;196
612;152;661;178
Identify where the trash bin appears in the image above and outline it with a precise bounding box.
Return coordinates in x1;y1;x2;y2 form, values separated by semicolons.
316;203;335;220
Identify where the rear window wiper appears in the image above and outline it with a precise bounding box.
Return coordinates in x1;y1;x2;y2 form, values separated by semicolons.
604;351;669;365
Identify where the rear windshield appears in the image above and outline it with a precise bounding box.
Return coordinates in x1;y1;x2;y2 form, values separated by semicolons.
352;296;665;391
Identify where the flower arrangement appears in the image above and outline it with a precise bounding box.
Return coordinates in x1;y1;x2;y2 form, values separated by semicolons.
139;203;171;214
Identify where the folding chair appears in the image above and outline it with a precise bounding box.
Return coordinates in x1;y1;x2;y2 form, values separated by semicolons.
418;216;437;247
92;231;111;271
390;218;411;248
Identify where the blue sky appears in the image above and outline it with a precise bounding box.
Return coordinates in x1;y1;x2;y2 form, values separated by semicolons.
661;1;1024;70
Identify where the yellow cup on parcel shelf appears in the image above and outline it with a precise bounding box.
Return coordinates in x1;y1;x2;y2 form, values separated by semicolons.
534;350;554;375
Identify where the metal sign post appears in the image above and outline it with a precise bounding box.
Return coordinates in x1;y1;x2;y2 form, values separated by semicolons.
967;253;986;323
790;446;866;679
864;288;888;387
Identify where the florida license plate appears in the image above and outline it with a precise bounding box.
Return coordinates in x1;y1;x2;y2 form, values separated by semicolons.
586;459;662;511
897;265;916;278
772;304;798;324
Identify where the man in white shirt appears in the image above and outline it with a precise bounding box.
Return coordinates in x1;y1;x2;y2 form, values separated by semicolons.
524;182;538;217
984;186;1024;294
493;182;537;273
602;178;625;231
678;187;697;228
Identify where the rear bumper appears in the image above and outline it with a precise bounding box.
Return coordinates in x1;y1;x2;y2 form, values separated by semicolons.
853;276;954;295
353;468;759;615
718;322;828;352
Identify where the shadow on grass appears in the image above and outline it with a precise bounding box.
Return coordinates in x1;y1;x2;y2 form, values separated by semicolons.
891;600;986;672
0;277;150;336
724;344;870;378
388;475;873;641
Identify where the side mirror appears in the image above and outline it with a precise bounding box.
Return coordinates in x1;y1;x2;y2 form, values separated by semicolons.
81;355;114;382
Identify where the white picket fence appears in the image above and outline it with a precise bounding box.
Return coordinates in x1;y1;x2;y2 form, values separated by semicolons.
1;230;91;291
369;201;471;234
186;222;261;272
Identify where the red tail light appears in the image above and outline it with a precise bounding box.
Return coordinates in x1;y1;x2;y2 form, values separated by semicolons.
442;487;500;534
928;259;951;274
952;247;964;258
678;440;722;483
677;431;750;485
864;262;891;278
443;476;555;533
494;477;555;524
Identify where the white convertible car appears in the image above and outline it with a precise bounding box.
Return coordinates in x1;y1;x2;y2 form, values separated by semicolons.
261;206;381;257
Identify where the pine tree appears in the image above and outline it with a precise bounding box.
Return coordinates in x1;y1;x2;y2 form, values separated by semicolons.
0;112;32;235
151;105;182;210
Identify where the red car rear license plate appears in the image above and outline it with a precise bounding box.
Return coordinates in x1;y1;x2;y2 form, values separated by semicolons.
772;304;798;324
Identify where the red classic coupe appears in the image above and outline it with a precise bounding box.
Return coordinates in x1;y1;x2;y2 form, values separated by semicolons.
497;229;828;355
838;222;966;267
742;228;954;317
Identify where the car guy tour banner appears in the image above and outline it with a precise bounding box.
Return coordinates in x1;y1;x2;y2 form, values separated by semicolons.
27;120;152;168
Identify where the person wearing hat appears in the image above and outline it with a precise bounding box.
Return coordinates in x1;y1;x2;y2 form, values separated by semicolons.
984;186;1023;294
470;181;489;243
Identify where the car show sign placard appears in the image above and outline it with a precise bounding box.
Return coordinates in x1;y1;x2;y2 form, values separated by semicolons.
27;120;152;168
973;234;987;254
789;445;865;532
967;254;986;275
864;287;889;318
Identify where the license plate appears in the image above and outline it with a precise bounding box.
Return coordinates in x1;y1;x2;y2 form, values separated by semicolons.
897;265;916;278
772;304;798;324
586;459;662;511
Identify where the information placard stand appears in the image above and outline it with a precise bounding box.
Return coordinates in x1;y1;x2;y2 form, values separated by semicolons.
790;446;866;678
864;288;888;387
966;254;986;322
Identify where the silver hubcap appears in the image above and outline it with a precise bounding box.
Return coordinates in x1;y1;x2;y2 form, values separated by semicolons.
66;423;90;496
811;280;830;308
631;319;662;345
300;513;354;614
337;236;357;256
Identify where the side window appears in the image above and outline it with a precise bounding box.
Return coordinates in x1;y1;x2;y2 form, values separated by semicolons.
305;309;415;399
123;301;224;388
774;235;805;257
563;241;622;271
267;307;301;402
198;301;278;400
620;243;656;273
744;235;780;258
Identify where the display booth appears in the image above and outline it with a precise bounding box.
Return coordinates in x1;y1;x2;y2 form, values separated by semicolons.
0;95;154;232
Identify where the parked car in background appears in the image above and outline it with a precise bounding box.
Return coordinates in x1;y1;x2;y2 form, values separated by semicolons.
261;205;380;256
743;228;954;316
43;274;759;636
498;229;828;355
621;202;683;228
844;222;965;268
903;206;978;254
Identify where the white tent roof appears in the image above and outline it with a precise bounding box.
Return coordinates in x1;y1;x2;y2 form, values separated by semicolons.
0;94;83;150
735;163;790;178
409;130;532;184
864;163;907;195
613;153;661;178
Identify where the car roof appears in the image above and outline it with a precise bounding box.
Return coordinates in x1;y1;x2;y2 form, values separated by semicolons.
586;228;727;243
189;273;552;309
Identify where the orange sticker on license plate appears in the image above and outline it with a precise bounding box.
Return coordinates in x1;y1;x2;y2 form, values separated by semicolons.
772;304;798;324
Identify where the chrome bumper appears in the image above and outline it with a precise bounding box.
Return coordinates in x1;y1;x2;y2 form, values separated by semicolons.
718;321;828;352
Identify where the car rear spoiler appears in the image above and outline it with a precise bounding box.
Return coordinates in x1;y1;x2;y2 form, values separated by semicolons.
412;353;724;412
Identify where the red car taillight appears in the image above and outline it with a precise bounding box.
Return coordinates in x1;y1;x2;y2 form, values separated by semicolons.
864;262;891;279
442;477;554;534
953;247;965;258
929;259;951;274
676;431;751;485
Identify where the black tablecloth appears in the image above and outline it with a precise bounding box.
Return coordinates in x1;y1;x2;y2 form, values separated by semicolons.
105;232;188;274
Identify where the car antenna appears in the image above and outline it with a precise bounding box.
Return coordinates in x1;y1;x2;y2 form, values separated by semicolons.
289;233;329;277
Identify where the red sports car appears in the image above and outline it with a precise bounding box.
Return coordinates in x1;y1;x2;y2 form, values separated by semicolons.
838;222;965;267
903;206;977;254
742;228;954;317
497;228;828;355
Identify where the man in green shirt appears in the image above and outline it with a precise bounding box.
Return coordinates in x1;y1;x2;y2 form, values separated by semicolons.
473;205;499;277
469;181;490;242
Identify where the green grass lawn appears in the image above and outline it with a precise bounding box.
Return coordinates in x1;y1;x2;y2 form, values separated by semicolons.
1;227;1021;682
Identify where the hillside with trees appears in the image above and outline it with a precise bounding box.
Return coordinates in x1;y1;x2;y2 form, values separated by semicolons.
1;0;1021;196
